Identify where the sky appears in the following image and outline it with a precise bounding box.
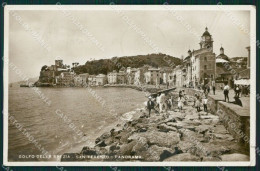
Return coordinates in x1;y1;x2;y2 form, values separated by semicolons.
8;7;250;83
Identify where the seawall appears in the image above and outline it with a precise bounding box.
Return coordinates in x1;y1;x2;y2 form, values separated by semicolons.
183;88;250;150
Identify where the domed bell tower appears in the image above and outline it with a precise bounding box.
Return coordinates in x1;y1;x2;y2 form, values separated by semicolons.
199;27;213;52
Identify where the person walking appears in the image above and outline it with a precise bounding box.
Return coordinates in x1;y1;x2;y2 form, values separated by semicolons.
195;95;201;112
223;83;230;102
159;93;167;113
234;85;241;98
212;80;216;95
178;95;184;112
202;95;208;113
207;84;210;94
147;96;155;117
193;93;198;107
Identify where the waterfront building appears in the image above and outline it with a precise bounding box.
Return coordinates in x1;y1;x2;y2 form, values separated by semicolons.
234;47;250;86
182;49;192;87
125;67;136;85
79;73;89;84
74;75;82;87
171;65;184;87
161;67;173;84
38;60;70;85
88;75;97;86
74;73;89;86
55;60;63;67
146;68;161;85
133;66;149;85
190;27;216;87
107;70;118;84
96;74;107;86
117;71;126;84
144;71;151;84
60;72;74;86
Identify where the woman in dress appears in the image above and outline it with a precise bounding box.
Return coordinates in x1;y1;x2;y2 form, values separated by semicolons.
195;94;201;112
178;96;185;112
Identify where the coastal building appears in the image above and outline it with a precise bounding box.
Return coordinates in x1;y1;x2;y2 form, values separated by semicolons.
38;60;69;85
88;75;97;86
144;71;151;84
182;49;192;87
55;60;63;67
172;65;184;87
133;66;149;85
107;70;118;84
146;68;161;85
117;71;126;84
60;72;74;86
74;75;82;87
190;27;216;86
234;47;250;86
161;67;173;84
74;73;89;86
96;74;107;86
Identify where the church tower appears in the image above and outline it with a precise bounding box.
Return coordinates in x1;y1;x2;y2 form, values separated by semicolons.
199;27;213;51
220;46;224;55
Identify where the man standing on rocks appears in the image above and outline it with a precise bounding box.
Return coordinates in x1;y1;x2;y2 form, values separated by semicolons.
223;83;230;102
147;96;155;117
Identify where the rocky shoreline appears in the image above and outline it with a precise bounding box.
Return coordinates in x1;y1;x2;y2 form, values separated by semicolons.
61;93;249;162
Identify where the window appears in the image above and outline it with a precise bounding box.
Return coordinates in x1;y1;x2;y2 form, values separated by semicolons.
204;65;207;70
204;57;207;61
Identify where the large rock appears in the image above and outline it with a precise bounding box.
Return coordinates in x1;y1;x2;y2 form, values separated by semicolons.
177;141;193;153
180;129;206;142
195;125;211;134
118;132;132;144
200;114;219;121
95;132;111;144
214;133;234;141
211;124;228;134
164;153;200;161
128;131;180;148
196;143;231;157
157;123;177;132
81;147;97;155
141;145;175;161
166;121;189;129
220;153;249;161
132;137;149;153
118;141;137;155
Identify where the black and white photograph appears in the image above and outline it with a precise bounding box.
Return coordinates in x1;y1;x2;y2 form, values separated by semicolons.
3;4;256;166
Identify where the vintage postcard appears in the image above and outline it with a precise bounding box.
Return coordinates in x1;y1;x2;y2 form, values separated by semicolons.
3;4;256;166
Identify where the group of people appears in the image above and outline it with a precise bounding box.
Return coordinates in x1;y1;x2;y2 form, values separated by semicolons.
193;92;208;113
147;89;209;117
202;82;216;95
147;92;175;117
146;81;247;116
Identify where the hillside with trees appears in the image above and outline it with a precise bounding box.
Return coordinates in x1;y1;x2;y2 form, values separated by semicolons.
73;53;182;75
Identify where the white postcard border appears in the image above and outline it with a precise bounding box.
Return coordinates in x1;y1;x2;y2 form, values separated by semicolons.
3;5;256;167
